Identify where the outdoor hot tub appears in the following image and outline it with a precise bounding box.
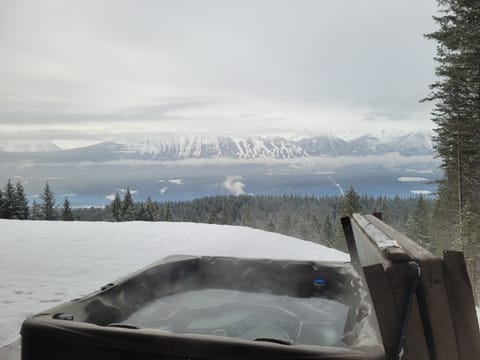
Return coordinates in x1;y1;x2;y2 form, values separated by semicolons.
21;255;384;359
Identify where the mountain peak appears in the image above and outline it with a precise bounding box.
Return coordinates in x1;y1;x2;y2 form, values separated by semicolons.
101;131;433;160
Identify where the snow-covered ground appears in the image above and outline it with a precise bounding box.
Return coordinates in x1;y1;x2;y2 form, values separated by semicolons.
0;220;347;347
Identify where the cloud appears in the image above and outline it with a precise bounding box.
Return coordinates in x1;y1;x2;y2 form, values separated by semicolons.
62;193;77;197
405;169;433;174
159;187;168;194
117;188;138;195
223;176;247;196
168;179;184;185
0;99;213;125
411;190;433;195
398;176;429;182
0;0;438;148
40;176;62;181
105;194;116;201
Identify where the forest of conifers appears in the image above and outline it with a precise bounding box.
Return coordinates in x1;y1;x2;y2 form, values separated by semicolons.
0;179;433;255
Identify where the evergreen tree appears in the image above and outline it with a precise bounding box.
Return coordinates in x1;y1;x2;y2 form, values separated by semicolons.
111;192;122;221
322;214;335;248
40;182;57;220
340;186;362;216
144;197;155;221
219;206;233;225
380;199;392;225
14;182;29;219
0;188;4;218
61;197;74;221
164;203;173;221
462;205;480;300
266;218;276;232
136;203;147;221
121;188;135;221
30;200;42;220
207;209;218;224
334;186;362;251
3;179;16;218
413;195;431;249
424;0;480;297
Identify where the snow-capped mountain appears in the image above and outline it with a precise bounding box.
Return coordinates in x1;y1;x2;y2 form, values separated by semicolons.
0;131;434;160
80;132;433;160
0;131;438;205
0;140;61;152
114;134;309;159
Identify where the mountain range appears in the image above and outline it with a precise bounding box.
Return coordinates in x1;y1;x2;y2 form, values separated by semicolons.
0;131;434;161
0;131;438;204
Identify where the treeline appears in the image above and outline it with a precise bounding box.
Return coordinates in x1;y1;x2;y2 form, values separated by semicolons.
0;180;74;221
84;187;433;252
0;180;435;252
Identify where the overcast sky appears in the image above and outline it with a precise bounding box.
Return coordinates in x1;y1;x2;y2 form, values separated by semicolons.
0;0;439;148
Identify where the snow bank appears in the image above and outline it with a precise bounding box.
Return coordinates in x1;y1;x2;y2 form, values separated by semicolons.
0;219;347;346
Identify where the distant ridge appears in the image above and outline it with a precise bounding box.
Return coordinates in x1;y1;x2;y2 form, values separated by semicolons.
85;131;433;160
0;131;434;160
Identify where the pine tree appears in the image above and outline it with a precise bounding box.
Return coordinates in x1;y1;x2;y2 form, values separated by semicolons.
413;195;431;249
144;197;155;221
220;206;233;225
121;188;135;221
462;205;480;300
266;219;276;232
164;203;173;221
334;186;362;251
111;192;122;221
0;188;4;218
3;179;16;218
14;182;29;219
61;197;74;221
30;200;42;220
323;214;335;248
340;186;362;217
424;0;480;298
40;182;57;220
136;203;147;221
380;199;392;225
207;209;218;224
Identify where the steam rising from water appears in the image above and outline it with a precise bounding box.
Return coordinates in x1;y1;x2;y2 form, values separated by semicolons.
223;176;247;196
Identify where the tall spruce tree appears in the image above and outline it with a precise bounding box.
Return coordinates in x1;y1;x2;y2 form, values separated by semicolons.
164;204;173;221
61;197;74;221
334;186;362;251
144;197;155;221
121;188;135;221
0;188;4;218
322;214;335;248
111;192;122;221
30;200;42;220
340;186;362;217
14;181;29;219
40;182;57;220
424;0;480;298
3;179;16;218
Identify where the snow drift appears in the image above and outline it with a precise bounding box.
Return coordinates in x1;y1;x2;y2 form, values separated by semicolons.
0;219;347;346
